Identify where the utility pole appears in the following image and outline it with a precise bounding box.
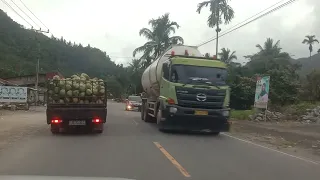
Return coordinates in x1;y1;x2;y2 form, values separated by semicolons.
34;28;49;106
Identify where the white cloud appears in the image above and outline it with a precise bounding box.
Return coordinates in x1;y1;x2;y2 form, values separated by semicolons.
1;0;318;64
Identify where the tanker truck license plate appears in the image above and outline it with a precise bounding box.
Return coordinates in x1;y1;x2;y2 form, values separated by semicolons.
194;110;208;115
69;120;86;125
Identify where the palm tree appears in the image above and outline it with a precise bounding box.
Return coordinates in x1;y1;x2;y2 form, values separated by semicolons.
302;35;319;60
255;38;289;59
245;38;292;74
127;59;143;94
196;0;235;57
218;48;237;64
133;13;184;61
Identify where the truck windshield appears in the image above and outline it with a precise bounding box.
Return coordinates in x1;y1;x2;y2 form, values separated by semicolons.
128;96;141;102
170;64;227;85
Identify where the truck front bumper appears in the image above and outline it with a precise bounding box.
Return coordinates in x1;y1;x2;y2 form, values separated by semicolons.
160;105;231;132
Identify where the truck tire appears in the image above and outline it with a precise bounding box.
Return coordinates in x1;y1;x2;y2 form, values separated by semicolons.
156;109;165;131
211;132;220;135
141;105;145;121
143;104;152;122
50;124;59;134
95;129;103;134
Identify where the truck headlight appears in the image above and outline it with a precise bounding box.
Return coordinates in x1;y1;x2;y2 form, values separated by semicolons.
222;110;229;117
169;107;177;113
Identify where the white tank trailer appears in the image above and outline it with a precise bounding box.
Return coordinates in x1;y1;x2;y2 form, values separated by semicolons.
141;45;203;99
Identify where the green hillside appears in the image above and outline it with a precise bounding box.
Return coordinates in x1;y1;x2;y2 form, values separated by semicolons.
0;9;119;78
293;53;320;77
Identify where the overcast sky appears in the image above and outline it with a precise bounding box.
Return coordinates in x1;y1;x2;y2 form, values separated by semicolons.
1;0;318;65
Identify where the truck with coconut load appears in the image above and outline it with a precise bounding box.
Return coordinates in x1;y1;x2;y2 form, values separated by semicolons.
46;73;107;134
140;45;231;134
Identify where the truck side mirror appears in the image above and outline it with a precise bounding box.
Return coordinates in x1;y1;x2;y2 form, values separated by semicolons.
162;63;169;79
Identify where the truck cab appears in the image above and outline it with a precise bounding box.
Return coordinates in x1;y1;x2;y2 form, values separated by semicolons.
141;47;231;134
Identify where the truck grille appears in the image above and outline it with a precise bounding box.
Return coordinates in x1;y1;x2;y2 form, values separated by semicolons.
175;86;226;109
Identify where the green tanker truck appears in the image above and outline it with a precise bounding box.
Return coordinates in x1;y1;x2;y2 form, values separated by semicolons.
140;45;231;134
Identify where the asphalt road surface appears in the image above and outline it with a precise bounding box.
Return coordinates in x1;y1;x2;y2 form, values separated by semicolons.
0;101;319;180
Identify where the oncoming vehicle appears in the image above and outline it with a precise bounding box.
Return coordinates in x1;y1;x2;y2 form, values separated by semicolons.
140;45;231;134
125;95;142;111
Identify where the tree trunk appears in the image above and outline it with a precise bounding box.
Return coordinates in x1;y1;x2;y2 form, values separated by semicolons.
215;6;220;58
310;51;312;61
216;25;219;58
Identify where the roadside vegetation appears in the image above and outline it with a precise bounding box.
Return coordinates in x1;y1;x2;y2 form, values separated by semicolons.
1;0;320;122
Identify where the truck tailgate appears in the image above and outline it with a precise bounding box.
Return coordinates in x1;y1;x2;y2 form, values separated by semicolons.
46;107;107;124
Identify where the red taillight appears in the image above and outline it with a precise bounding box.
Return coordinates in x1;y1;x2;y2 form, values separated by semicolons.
92;118;101;123
51;119;62;124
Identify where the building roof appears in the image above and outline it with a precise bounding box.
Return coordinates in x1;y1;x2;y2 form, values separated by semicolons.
0;78;18;86
4;71;64;80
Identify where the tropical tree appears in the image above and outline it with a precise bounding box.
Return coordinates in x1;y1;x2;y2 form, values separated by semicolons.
244;38;300;105
302;35;319;60
301;70;320;101
196;0;235;57
246;38;291;71
218;48;237;64
127;59;144;94
133;13;184;62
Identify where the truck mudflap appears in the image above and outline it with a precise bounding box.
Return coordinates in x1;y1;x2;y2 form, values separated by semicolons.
160;105;231;132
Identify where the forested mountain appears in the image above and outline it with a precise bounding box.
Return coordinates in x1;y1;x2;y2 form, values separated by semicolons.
293;53;320;76
2;7;320;104
0;9;119;78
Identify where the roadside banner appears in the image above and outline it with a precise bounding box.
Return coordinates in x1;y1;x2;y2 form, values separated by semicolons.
0;86;27;103
254;76;270;109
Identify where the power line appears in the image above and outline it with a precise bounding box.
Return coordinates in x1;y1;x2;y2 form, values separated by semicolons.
1;0;33;28
196;0;297;47
216;0;288;39
9;0;41;29
18;0;49;31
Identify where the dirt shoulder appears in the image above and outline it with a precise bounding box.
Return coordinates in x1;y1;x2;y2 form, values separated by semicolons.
229;120;320;160
0;107;47;151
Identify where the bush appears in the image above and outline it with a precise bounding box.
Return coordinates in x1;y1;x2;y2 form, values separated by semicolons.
281;101;320;116
230;109;255;120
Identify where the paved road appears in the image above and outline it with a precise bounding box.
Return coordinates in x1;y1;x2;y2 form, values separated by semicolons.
0;102;319;180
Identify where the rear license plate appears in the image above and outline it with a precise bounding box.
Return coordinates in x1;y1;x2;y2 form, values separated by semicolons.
194;110;208;115
69;120;86;126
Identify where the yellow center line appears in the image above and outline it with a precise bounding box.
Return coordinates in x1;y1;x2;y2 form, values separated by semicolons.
153;142;191;178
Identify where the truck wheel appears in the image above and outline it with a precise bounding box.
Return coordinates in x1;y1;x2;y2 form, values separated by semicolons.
50;124;59;134
211;132;220;135
93;124;104;134
141;106;145;120
96;130;103;134
143;105;152;123
157;109;165;131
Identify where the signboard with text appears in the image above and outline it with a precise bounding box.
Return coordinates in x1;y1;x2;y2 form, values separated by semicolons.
0;86;27;103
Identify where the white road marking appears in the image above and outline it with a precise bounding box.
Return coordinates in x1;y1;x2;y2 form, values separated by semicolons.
132;119;139;125
124;111;139;125
221;132;319;165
